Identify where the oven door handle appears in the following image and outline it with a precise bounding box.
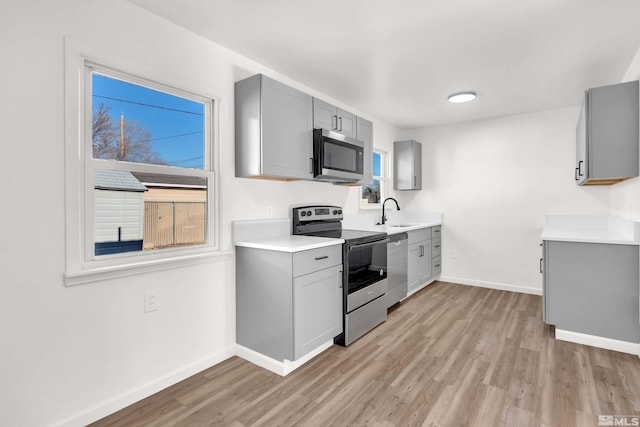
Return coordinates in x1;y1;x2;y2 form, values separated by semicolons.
348;238;391;250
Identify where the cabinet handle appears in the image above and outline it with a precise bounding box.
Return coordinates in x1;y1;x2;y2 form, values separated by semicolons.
578;160;584;177
419;245;424;257
338;116;343;132
575;167;579;181
434;229;440;234
314;255;329;260
332;115;338;131
435;263;440;268
539;258;543;274
309;157;313;174
434;244;440;248
413;176;416;187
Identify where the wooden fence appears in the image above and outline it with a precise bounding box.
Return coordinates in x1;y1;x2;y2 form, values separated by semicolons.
143;201;206;249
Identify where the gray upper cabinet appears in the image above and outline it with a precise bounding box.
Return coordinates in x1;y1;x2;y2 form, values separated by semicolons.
356;116;373;186
394;140;422;190
235;74;314;180
576;80;639;186
313;98;356;138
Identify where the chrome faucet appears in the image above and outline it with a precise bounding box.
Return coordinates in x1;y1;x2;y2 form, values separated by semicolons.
381;197;400;225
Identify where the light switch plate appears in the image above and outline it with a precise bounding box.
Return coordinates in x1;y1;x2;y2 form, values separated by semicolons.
144;291;158;313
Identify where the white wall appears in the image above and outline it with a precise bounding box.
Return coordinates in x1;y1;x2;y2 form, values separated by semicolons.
611;46;640;219
399;107;612;293
0;1;405;426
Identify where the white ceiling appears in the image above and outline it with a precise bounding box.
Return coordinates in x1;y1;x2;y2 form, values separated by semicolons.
128;0;640;130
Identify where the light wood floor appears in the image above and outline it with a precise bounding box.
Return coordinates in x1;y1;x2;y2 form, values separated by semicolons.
92;281;640;427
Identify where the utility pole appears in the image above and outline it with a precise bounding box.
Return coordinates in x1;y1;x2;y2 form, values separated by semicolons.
119;112;125;160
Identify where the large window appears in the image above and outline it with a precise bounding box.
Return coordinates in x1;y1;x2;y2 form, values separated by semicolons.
87;67;213;258
361;150;386;208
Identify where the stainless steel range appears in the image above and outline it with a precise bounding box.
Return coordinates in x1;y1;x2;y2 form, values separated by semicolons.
292;206;389;346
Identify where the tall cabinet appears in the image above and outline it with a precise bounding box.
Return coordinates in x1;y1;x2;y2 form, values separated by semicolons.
575;80;639;185
235;74;314;180
394;140;422;190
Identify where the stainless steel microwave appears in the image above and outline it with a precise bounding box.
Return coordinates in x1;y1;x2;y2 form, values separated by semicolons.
313;128;364;183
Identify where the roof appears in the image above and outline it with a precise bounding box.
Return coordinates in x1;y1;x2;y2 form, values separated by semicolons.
94;169;147;192
131;172;207;189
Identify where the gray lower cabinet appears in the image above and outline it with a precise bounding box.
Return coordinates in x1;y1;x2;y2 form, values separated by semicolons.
542;240;640;343
576;80;639;185
235;74;314;180
407;229;432;293
313;98;356;138
394;140;422;190
236;245;343;361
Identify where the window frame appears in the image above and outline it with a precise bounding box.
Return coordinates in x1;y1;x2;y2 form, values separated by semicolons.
360;148;387;209
64;38;225;286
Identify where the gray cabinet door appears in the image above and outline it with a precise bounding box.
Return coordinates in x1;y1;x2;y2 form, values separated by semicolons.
576;80;639;185
544;240;640;343
407;239;431;293
394;140;422;190
293;265;343;360
356;117;373;186
313;98;337;131
312;98;357;138
262;77;314;179
337;108;356;138
235;74;313;180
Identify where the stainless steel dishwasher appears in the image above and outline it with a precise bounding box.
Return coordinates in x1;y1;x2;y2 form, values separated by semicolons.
385;232;408;308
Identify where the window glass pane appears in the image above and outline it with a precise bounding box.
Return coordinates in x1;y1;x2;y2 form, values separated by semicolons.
94;170;207;255
92;73;205;169
373;152;381;177
361;179;381;204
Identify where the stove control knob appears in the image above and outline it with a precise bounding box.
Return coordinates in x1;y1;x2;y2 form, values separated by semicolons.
338;210;342;214
333;210;338;215
306;210;312;216
300;211;306;217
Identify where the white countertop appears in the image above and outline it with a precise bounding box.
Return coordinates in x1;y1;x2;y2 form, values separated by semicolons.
541;215;640;245
348;221;441;235
235;235;344;252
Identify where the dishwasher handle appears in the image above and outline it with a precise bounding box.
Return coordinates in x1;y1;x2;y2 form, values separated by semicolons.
388;232;408;243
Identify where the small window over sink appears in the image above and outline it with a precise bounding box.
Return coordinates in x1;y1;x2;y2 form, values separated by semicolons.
361;150;386;208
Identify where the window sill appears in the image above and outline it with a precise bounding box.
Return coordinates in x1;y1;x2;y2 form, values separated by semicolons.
64;250;233;286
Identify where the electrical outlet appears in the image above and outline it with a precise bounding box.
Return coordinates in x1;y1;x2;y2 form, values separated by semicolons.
267;205;274;218
144;291;158;313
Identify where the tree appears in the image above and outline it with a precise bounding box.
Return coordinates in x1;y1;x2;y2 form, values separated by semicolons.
92;102;165;165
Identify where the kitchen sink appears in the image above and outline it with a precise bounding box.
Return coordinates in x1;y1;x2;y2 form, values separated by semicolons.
386;224;414;228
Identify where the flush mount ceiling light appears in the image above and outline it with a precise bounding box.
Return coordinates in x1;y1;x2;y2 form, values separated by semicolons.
448;92;477;104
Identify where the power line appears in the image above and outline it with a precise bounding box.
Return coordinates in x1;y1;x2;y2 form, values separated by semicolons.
93;94;204;116
150;131;203;143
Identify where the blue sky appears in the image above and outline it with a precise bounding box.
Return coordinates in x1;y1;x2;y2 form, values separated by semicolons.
92;73;205;169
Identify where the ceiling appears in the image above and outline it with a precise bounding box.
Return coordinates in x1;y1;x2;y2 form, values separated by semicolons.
128;0;640;130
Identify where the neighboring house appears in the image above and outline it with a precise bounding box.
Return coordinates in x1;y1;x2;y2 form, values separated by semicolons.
131;172;207;249
94;169;147;255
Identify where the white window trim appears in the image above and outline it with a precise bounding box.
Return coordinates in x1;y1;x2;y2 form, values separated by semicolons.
64;37;227;286
360;148;386;209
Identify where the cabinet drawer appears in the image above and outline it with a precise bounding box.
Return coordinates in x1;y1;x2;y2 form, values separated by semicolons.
431;238;442;258
293;245;342;277
432;256;442;275
408;228;431;245
431;226;442;239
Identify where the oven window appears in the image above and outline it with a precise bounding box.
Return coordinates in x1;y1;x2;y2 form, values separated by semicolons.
324;140;361;173
347;243;387;294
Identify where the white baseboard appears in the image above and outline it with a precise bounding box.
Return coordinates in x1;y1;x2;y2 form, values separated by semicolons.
236;340;334;376
51;347;236;427
555;329;640;356
440;275;542;296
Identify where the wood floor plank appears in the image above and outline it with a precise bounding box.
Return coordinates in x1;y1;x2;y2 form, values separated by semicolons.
90;281;640;427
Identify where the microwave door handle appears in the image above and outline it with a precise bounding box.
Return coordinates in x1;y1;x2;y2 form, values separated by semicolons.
348;238;391;250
